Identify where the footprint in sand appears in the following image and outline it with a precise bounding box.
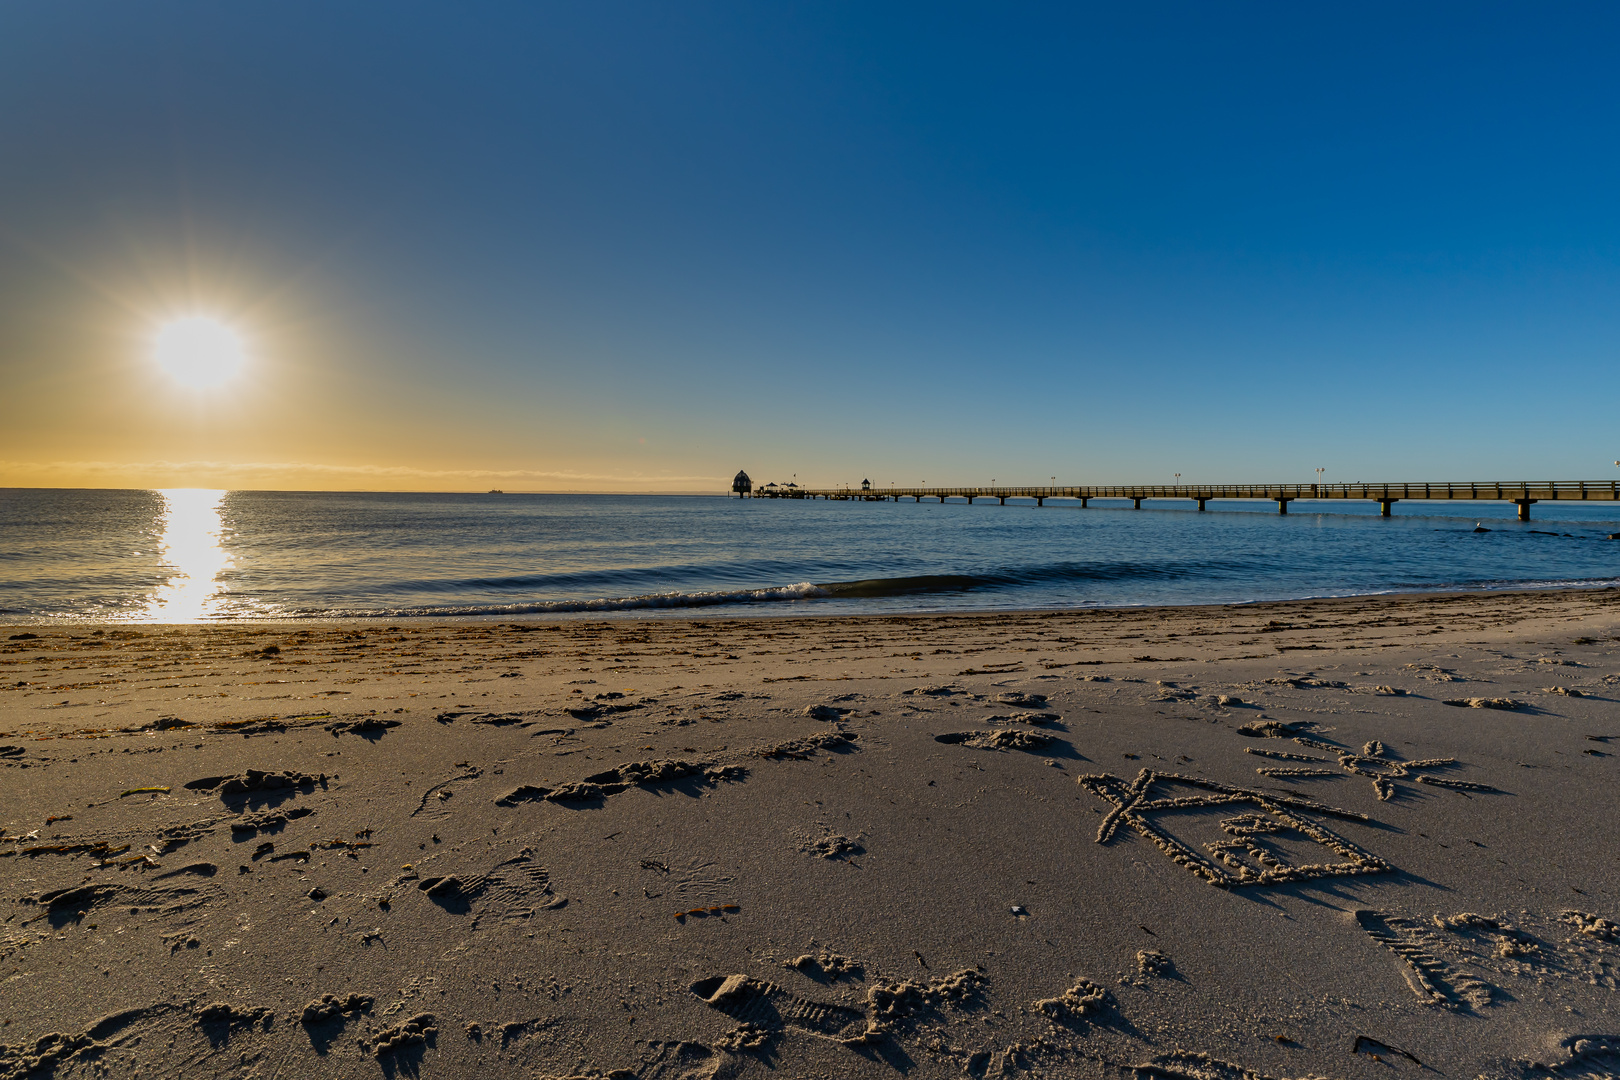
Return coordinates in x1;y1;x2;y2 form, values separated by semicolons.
639;852;736;908
756;731;858;760
0;1002;269;1078
992;691;1047;708
32;876;223;927
541;1039;734;1080
366;1012;437;1061
1514;1035;1620;1079
1443;697;1527;711
983;711;1060;726
1353;908;1494;1010
1435;912;1548;963
785;951;865;982
691;967;987;1048
799;833;864;860
1127;1050;1321;1080
195;1003;273;1049
411;765;484;818
416;852;565;923
302;992;373;1027
183;770;327;811
1563;911;1620;943
495;758;740;806
1136;949;1174;977
1033;978;1112;1024
690;974;870;1042
934;730;1053;751
1422;909;1620;992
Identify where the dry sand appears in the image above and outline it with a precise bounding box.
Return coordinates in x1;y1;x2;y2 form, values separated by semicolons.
2;588;1619;1079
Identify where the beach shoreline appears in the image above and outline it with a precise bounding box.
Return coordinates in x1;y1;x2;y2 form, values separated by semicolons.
2;586;1618;1078
8;580;1620;630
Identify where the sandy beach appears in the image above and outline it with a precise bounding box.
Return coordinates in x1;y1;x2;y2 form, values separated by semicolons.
2;588;1618;1079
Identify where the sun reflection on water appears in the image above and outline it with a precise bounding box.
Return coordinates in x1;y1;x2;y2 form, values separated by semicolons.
145;489;232;622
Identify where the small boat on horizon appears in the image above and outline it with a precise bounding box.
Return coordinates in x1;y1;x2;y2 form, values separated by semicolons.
488;489;504;494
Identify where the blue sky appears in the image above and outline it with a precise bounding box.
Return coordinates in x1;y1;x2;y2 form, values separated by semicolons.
2;3;1617;490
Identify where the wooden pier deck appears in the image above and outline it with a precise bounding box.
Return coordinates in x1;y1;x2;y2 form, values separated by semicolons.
751;481;1620;521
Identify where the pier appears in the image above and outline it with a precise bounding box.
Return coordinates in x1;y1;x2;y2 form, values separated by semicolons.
749;480;1620;521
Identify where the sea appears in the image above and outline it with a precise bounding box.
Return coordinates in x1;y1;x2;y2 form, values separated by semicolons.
2;488;1618;624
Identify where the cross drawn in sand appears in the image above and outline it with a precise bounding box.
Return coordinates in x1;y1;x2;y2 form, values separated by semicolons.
1077;769;1391;888
1240;724;1496;801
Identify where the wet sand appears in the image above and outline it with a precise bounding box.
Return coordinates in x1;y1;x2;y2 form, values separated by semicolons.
2;588;1619;1079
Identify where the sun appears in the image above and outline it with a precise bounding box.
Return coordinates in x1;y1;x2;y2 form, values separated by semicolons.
151;315;248;389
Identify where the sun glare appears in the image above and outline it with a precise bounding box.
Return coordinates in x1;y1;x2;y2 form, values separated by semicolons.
152;315;247;389
143;489;232;622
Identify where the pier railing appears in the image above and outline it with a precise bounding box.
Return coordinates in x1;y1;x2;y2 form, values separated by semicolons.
753;481;1620;521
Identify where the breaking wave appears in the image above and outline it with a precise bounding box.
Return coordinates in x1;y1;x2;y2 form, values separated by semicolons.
278;582;832;618
266;561;1258;617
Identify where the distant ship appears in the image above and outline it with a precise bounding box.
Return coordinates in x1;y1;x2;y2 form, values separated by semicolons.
488;489;504;494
